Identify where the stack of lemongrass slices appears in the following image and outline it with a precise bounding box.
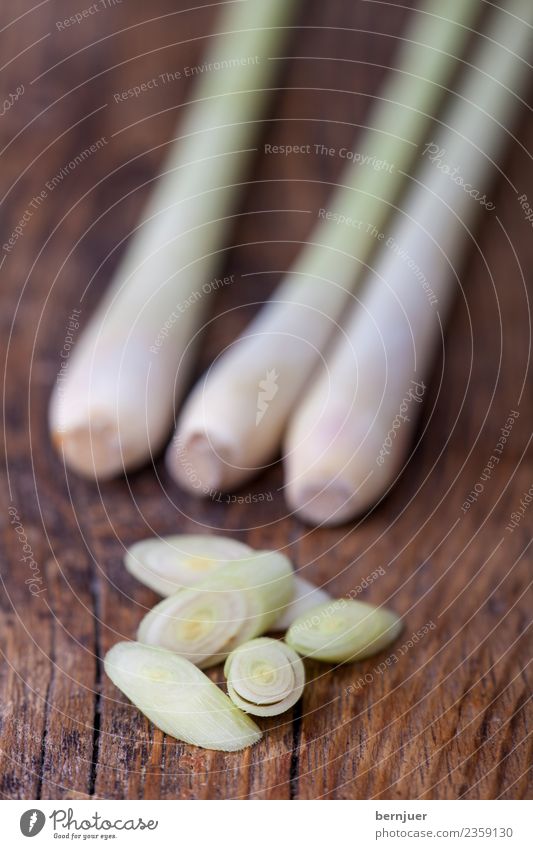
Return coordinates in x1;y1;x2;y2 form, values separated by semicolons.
104;535;403;751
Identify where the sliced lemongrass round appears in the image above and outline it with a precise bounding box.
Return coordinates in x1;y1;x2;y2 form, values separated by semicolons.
104;641;261;751
137;587;248;668
125;535;252;596
273;576;331;631
138;550;294;668
213;551;294;649
224;638;305;717
285;599;402;664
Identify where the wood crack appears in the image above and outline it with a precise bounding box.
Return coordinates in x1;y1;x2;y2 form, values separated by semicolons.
289;701;303;800
36;679;52;799
88;565;103;797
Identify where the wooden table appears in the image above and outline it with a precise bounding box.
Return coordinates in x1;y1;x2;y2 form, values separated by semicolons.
1;0;531;800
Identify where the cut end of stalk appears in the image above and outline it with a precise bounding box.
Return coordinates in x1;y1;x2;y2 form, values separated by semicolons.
166;430;238;494
286;478;360;527
51;418;127;480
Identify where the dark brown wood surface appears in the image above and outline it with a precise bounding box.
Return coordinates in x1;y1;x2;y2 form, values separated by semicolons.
1;0;532;800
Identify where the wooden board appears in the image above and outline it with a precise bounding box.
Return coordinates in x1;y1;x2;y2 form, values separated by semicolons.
0;0;531;800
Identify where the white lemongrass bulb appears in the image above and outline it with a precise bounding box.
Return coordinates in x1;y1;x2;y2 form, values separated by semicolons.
137;550;294;667
167;0;482;494
273;576;331;631
285;0;533;525
285;599;403;664
124;534;252;596
104;642;261;751
49;0;301;478
224;637;305;716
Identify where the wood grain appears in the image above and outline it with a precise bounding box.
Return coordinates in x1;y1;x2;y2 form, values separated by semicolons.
0;0;531;800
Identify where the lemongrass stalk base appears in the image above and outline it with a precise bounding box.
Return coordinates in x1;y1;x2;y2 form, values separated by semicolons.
284;0;533;525
168;0;482;494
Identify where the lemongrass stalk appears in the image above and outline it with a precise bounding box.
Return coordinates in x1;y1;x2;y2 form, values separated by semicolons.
273;576;331;631
168;0;482;494
285;0;533;525
49;0;301;479
125;534;252;596
137;550;293;667
285;599;403;664
224;637;305;716
104;641;261;751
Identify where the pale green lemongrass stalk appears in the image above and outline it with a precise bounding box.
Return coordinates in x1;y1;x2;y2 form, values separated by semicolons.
104;641;261;751
125;534;252;596
168;0;482;494
137;550;294;667
49;0;301;478
285;599;403;664
284;0;533;525
224;637;305;716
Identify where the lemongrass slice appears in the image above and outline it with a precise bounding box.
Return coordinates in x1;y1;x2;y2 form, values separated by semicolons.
49;0;301;479
273;576;331;631
285;599;402;664
138;585;248;667
104;641;261;751
125;535;323;631
138;550;294;667
125;534;252;596
284;0;533;525
167;0;482;494
224;638;305;717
